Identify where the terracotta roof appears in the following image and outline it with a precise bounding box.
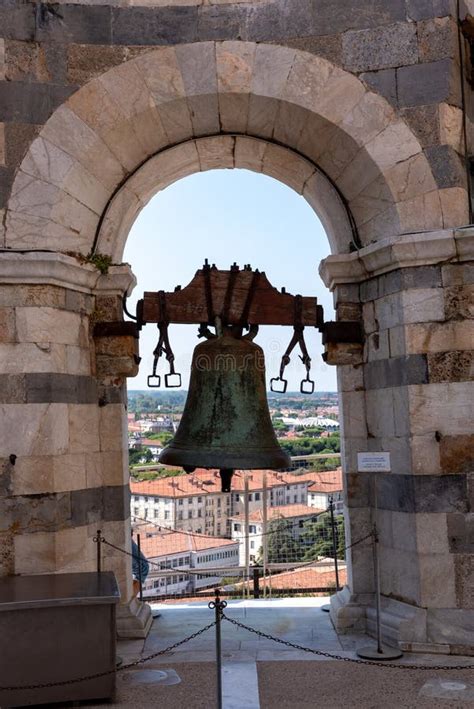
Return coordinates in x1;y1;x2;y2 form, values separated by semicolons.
232;504;324;524
267;564;347;590
130;469;310;498
237;563;347;590
297;469;343;493
136;527;238;558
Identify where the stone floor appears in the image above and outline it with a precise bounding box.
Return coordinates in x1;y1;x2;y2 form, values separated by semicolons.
83;596;474;708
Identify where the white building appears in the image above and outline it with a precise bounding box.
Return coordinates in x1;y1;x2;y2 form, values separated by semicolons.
130;469;314;537
280;416;339;430
136;527;240;598
304;470;344;513
230;504;324;565
135;417;174;433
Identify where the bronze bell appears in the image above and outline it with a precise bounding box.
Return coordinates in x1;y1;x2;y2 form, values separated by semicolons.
159;327;290;490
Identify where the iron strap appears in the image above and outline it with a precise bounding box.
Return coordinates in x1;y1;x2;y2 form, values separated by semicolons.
203;261;214;325
221;263;239;325
240;270;260;328
148;290;181;386
277;296;311;378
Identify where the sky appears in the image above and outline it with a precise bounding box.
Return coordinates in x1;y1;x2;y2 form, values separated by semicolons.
123;168;337;392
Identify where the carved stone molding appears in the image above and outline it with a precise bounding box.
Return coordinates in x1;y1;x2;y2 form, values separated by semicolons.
319;228;474;289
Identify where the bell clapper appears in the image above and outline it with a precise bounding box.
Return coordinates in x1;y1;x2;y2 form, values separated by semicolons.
219;469;234;493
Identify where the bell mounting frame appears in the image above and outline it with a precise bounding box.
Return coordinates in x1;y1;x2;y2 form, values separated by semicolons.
137;260;325;331
118;260;364;391
135;260;325;392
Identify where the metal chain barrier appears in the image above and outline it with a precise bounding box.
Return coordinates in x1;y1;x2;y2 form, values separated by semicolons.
0;621;216;692
101;537;232;574
221;614;474;671
100;531;370;573
343;530;374;551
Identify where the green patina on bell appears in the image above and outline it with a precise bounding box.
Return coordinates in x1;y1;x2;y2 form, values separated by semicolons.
159;327;290;489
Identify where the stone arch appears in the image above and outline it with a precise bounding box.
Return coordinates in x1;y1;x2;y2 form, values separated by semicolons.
5;42;451;259
3;34;473;650
96;136;354;261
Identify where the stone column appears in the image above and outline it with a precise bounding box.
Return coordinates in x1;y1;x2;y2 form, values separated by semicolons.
320;229;474;653
0;253;151;638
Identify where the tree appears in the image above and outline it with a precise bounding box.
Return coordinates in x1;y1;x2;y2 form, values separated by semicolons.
272;418;289;433
142;448;153;463
129;448;143;466
278;432;340;457
301;512;345;561
266;517;305;564
309;457;340;472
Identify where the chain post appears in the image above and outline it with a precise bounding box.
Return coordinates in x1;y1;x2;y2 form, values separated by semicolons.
137;532;144;602
253;567;260;599
209;588;227;709
93;529;102;574
372;523;383;654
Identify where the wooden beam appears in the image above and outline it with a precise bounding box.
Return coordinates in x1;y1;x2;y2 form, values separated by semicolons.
140;266;324;328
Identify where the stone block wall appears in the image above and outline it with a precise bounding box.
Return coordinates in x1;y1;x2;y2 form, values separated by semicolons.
0;0;470;243
0;0;473;645
323;230;474;650
0;259;135;606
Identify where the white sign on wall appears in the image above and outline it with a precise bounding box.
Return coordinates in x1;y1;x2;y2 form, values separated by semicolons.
357;452;391;473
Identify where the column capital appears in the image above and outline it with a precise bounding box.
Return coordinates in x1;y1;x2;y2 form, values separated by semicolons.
319;228;474;290
0;252;136;296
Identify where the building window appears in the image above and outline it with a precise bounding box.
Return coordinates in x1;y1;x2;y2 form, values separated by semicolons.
164;511;170;520
154;510;159;518
145;496;148;502
234;523;241;532
133;507;139;516
249;525;256;534
255;492;261;501
179;499;183;506
198;497;202;503
178;512;183;520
